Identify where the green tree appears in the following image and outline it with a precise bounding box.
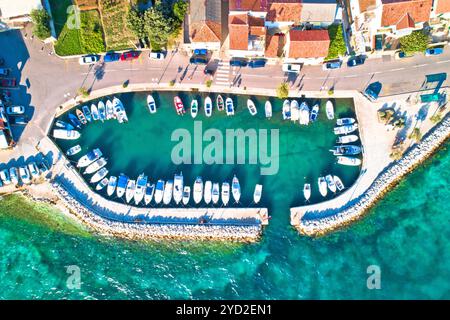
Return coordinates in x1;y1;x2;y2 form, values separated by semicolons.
31;9;51;40
127;8;146;40
326;25;346;60
173;0;188;22
409;127;422;142
276;82;289;99
399;31;429;54
144;5;174;50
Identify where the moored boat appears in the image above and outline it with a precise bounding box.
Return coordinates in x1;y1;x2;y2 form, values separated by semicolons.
55;120;74;130
303;183;311;202
134;173;148;205
337;134;359;144
68;114;82;129
282;100;291;120
326;100;334;120
173;172;184;205
247;99;257;116
144;183;155;205
125;179;136;203
253;184;262;204
232;175;241;203
82;105;92;122
299;102;310;125
334;123;358;135
96;178;108;191
310;104;319;122
265;101;272;118
174;96;185;115
97;101;106;121
325;174;337;193
107;176;117;196
163;180;174;205
330;145;362;156
116;174;128;198
337;156;361;166
204;96;212;117
337;117;356;126
225;97;234;116
290;100;300;121
221;182;230;206
147;95;157;114
154;180;165;204
91;104;99;121
190;99;198;118
204;180;212;204
66;145;82;156
77;148;102;167
106;100;114;120
113;97;128;123
53;129;80;140
212;183;220;204
333;175;345;191
182;186;191;205
83;157;107;175
90;167;108;184
318;176;328;197
193;177;203;204
216;95;224;111
9;167;19;185
76;109;87;125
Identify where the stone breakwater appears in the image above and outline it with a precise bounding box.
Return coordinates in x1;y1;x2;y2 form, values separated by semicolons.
295;113;450;236
50;182;263;242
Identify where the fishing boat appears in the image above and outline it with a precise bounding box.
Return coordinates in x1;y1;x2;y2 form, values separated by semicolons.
204;96;212;117
282;100;291;120
303;183;311;202
325;174;337;193
125;179;136;203
9;167;19;185
290;100;300;121
134;173;148;205
216;95;224;111
107;176;117;196
90;167;108;184
106;100;114;120
77;148;102;167
333;176;345;192
221;182;230;206
154;180;165;204
265;101;272;119
144;183;155;205
253;184;262;204
247;99;257;116
330;145;362;156
163;180;173;205
147;95;157;114
53;129;80;140
337;117;356;126
96;178;108;191
225;98;234;116
318;177;328;197
193;177;203;204
310;104;319;122
55;120;74;130
19;166;31;184
326;100;334;120
82;105;92;122
113;97;128;123
91;104;99;121
76;109;87;125
334;123;358;135
97;101;106;121
173;173;184;205
116;174;128;198
83;157;107;175
182;186;191;205
190;99;198;118
337;156;361;166
173;96;185;115
212;183;220;204
204;181;212;204
68;113;82;129
66;145;81;156
299;102;310;125
337;134;359;144
232;175;241;203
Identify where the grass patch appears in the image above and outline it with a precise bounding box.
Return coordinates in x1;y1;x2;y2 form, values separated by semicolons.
326;24;347;61
54;26;83;55
48;0;73;37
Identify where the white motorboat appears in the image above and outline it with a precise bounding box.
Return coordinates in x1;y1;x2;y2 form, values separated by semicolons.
27;162;39;179
144;183;155;205
106;99;114;120
337;156;361;166
116;174;128;198
337;117;356;126
182;186;191;205
212;183;220;204
265;101;272;118
173;172;184;205
83;157;107;175
204;180;212;204
19;166;31;184
318;176;328;197
96;178;108;191
193;177;203;204
204;96;212;117
82;105;92;122
154;180;165;204
97;101;106;121
190;99;198;118
163;180;173;205
299;102;310;125
337;134;359;144
53;129;80;140
113;97;128;123
77;148;102;168
221;182;230;206
125;179;136;203
334;123;358;135
253;184;262;204
9;167;19;185
90;167;108;184
310;104;319;122
231;175;241;203
147;95;157;114
134;173;148;205
333;176;345;191
66;145;81;156
325;174;337;193
326;100;334;120
216;95;225;111
247;99;257;116
303;183;311;202
282;100;291;120
55;120;73;130
91;103;99;121
107;176;117;196
290;100;300;121
330;145;362;156
225;98;234;116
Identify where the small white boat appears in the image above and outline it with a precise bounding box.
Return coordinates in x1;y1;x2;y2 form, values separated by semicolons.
90;167;108;184
253;184;262;204
337;134;359;144
83;157;107;175
174;96;186;115
116;174;128;198
318;176;328;197
330;145;362;156
264;101;272;119
337;117;356;126
96;178;108;191
154;180;165;204
82;105;92;122
282;100;291;120
66;145;81;156
27;162;40;179
173;172;184;205
193;177;203;204
113;97;128;123
204;96;212;117
303;183;311;202
326;100;334;120
310;104;319;122
77;148;102;168
299;102;310;125
19;166;31;184
91;103;99;121
204;180;212;204
147;95;157;114
9;167;19;185
334;123;358;135
247;99;257;116
337;156;361;166
333;176;345;192
212;183;220;204
97;101;106;121
232;175;241;203
190;99;198;118
225;98;234;116
290;100;300;121
55;120;73;130
107;176;117;196
125;179;136;203
53;129;80;140
134;173;148;205
106;99;114;120
144;183;155;205
182;186;191;205
163;180;174;205
221;182;230;206
216;95;225;111
325;174;337;193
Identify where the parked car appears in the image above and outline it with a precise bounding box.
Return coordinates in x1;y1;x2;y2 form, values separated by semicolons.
248;59;267;68
38;160;50;176
78;55;99;65
0;169;11;185
0;68;9;76
194;48;208;56
19;166;31;184
363;81;382;101
149;51;165;60
104;52;121;62
323;60;342;70
204;67;215;76
189;55;208;65
27;162;40;179
6;105;25;115
347;56;365;67
282;63;301;73
0;78;16;88
394;50;412;59
229;58;248;67
9;116;28;125
120;51;140;61
425;47;444;56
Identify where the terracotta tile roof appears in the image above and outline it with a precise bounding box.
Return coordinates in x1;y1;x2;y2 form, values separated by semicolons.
229;14;249;50
288;29;330;58
248;15;265;36
265;33;286;57
436;0;450;14
266;1;302;22
190;21;221;42
358;0;377;12
229;0;266;11
396;12;416;29
381;0;432;27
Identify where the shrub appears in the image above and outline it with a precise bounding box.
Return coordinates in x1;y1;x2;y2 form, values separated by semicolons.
205;80;213;88
326;24;346;60
430;113;443;124
399;31;429;54
78;87;89;98
409;127;422;142
169;80;175;86
31;9;51;40
276;82;289;99
173;0;188;22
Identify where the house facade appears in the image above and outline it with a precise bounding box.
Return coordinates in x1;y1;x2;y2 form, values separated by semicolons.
185;0;222;50
0;0;42;28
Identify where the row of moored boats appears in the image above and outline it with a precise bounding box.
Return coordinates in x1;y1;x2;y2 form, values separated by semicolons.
303;174;345;202
332;117;362;166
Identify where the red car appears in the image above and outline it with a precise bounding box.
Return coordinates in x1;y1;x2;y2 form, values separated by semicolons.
0;78;16;88
120;51;140;61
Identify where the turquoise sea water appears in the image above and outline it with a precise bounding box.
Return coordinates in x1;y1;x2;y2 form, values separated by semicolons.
0;94;449;299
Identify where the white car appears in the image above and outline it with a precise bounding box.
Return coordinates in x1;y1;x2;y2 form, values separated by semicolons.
78;55;99;65
19;166;31;184
149;51;165;60
6;105;25;115
282;63;302;73
0;169;11;185
27;162;40;179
